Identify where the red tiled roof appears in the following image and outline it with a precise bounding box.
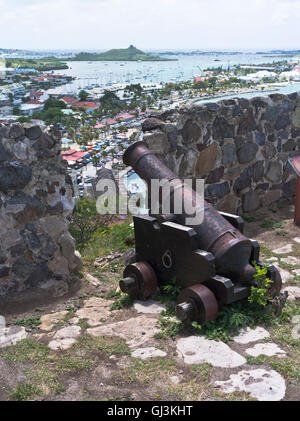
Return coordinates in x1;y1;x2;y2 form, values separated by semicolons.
94;123;105;129
74;101;100;109
61;96;77;105
115;112;134;121
30;91;44;97
61;150;88;161
104;118;117;125
27;100;45;104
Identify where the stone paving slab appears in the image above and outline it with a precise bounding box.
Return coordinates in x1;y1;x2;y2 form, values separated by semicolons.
274;266;293;283
48;325;81;350
87;315;160;348
176;336;246;368
282;286;300;301
281;256;300;266
75;297;114;327
133;300;166;314
0;326;28;348
131;347;167;359
265;257;278;263
214;369;286;401
39;311;68;331
233;327;270;344
272;244;293;254
245;343;286;357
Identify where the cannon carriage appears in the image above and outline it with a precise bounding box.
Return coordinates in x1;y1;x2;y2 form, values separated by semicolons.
119;141;282;325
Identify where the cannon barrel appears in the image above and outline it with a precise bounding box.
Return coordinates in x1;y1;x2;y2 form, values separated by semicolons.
123;141;256;286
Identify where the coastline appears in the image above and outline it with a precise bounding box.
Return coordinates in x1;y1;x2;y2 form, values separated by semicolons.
191;82;300;105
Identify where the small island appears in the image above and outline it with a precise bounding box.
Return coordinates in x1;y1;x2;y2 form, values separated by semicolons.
70;45;177;62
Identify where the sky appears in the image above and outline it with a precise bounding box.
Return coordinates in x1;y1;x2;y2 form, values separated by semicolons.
1;0;300;51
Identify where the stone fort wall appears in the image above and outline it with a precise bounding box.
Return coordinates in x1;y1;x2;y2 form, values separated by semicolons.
0;122;81;302
142;92;300;214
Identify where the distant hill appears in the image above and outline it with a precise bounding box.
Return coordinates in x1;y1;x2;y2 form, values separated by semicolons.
71;45;176;62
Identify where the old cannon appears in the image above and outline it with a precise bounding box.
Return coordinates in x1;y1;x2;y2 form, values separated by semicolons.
119;141;282;325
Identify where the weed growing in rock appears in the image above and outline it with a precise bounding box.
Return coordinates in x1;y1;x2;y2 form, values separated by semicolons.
246;355;300;381
14;316;41;330
161;276;182;302
248;263;274;307
102;289;121;300
119;357;176;384
10;382;43;401
109;294;134;310
260;218;284;230
259;244;274;258
191;301;274;342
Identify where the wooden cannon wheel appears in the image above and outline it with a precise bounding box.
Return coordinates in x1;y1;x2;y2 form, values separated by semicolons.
120;261;158;300
176;284;218;325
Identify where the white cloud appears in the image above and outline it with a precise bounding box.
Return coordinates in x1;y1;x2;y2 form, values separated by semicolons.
0;0;299;50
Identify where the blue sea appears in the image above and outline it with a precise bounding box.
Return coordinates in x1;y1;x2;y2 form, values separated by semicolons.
53;52;300;97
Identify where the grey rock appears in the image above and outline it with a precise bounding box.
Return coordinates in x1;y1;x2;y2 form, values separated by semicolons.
164;124;178;151
268;133;276;142
255;131;265;146
282;139;295;152
264;105;281;121
24;125;42;140
242;190;261;212
236;142;258;164
250;97;269;109
181;119;201;144
206;166;224;184
0;265;9;278
255;182;269;191
9;243;26;257
205;182;230;200
32;136;53;158
238;98;250;109
206;102;220;111
0;144;13;162
262;142;276;159
222;143;237;166
237;110;256;134
11;256;34;279
9;123;24;139
212;116;234;140
252;161;265;182
0;161;32;192
232;105;242;117
6;192;45;220
25;263;51;288
265;161;282;183
233;168;252;191
283;178;296;197
142;118;165;132
0;248;7;265
275;114;290;130
59;232;75;261
0;125;10;138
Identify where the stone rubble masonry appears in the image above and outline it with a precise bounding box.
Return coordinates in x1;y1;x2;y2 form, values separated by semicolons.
142;93;300;214
0;122;82;301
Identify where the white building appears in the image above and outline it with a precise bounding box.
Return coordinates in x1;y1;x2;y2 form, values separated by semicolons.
238;71;278;82
20;103;44;116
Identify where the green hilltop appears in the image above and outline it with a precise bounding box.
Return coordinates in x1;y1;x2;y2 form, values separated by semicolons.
71;45;176;62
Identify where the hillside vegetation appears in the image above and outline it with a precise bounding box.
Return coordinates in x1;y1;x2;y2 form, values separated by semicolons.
71;45;176;62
